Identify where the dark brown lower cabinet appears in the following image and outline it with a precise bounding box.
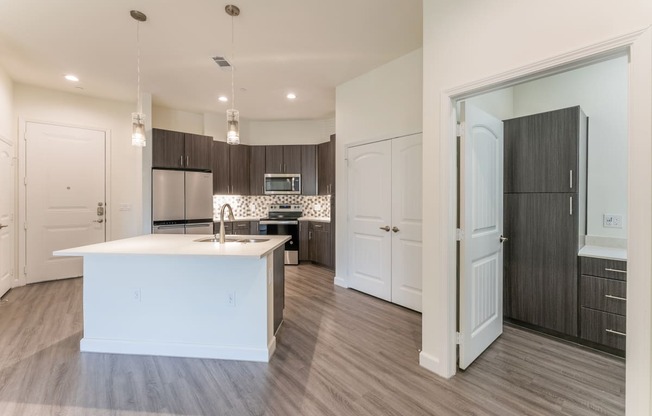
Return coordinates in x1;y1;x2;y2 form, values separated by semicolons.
299;221;310;261
504;192;578;336
309;222;333;269
579;256;627;354
273;246;285;333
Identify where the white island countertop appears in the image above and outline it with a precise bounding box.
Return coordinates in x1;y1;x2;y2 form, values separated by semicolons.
578;245;627;261
54;234;290;258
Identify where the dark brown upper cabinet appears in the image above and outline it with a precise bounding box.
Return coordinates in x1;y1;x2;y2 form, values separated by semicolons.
504;106;585;193
152;128;213;171
318;136;335;195
265;145;302;174
212;141;250;195
301;145;317;195
250;146;266;195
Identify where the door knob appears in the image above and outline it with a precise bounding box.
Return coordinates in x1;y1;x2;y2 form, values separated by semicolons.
0;224;7;229
379;226;390;232
93;219;104;224
500;235;508;243
392;226;399;233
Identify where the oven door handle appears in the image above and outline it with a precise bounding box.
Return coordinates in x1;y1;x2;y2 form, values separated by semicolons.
260;220;299;225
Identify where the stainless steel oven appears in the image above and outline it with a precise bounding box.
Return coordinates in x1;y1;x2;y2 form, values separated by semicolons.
258;204;302;265
264;173;301;195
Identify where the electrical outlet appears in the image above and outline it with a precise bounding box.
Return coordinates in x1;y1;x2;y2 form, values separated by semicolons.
132;288;141;302
603;214;623;229
226;292;236;307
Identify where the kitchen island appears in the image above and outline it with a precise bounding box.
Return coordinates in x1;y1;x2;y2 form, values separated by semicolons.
54;234;290;362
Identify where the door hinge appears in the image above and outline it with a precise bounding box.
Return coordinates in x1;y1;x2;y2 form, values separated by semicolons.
23;177;27;186
456;122;465;138
23;266;27;276
23;222;27;230
456;228;464;241
456;332;462;345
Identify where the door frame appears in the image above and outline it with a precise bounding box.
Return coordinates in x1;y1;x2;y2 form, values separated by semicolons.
16;118;112;287
426;27;651;413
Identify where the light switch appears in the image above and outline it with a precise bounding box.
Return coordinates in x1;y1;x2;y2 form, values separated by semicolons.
603;214;623;229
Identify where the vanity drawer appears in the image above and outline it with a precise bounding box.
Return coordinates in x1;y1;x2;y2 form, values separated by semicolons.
580;257;627;281
580;307;626;350
580;275;626;315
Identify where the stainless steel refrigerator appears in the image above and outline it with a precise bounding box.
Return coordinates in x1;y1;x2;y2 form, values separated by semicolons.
152;169;214;234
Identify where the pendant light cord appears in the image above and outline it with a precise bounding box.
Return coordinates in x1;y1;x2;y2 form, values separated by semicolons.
136;20;142;114
230;14;235;110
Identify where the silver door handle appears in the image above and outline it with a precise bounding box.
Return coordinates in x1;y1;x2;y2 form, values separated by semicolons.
380;226;390;232
392;226;399;233
93;219;104;223
605;268;627;274
0;224;7;229
500;235;508;243
186;155;190;167
180;155;184;166
605;294;627;301
605;329;626;337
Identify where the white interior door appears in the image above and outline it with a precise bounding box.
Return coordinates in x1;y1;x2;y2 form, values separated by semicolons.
390;134;423;312
25;122;106;283
459;102;504;370
347;140;392;301
0;141;14;298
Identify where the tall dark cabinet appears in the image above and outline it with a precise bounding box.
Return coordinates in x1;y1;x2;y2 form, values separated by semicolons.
503;106;587;337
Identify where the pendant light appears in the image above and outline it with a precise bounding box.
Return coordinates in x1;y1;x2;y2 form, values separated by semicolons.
131;10;147;147
225;4;240;145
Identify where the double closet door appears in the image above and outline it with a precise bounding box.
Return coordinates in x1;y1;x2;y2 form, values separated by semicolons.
347;134;423;312
504;106;587;336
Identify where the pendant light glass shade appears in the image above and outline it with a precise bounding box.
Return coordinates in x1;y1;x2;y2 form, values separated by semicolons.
131;112;146;147
226;109;240;145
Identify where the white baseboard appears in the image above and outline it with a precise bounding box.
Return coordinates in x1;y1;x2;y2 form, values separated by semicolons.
80;337;272;362
419;351;454;379
334;276;348;288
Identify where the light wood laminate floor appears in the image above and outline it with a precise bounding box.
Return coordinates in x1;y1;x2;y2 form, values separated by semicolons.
0;264;624;415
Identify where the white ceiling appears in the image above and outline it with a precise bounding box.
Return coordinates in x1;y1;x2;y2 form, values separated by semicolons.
0;0;422;121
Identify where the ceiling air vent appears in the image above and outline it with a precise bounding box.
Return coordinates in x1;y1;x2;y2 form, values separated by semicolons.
212;56;232;70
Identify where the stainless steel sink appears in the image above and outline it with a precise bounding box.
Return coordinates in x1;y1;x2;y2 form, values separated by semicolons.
194;237;269;244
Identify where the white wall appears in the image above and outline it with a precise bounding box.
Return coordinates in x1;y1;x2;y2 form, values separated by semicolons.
422;1;652;414
152;106;204;135
0;67;13;143
512;56;628;240
13;84;146;244
334;48;422;286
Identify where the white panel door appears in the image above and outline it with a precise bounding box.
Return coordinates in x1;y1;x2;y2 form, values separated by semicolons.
459;102;504;370
26;122;106;283
347;140;392;301
391;134;423;312
0;141;14;298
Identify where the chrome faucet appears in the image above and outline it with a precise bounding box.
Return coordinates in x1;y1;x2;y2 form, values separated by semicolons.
218;203;235;244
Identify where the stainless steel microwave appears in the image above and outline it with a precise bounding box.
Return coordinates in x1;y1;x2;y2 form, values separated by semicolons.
264;173;301;195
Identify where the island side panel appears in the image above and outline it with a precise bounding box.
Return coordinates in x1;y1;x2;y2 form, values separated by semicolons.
81;253;273;362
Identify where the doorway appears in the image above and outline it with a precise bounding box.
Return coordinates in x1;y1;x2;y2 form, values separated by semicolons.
24;121;107;283
457;53;629;368
0;139;14;298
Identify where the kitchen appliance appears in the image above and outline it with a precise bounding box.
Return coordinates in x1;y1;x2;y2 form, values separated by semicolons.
259;204;302;265
264;173;301;195
152;169;214;234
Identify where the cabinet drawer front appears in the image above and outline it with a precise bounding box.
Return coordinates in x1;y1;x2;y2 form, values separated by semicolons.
580;257;627;281
234;222;249;229
580;275;626;315
580;307;626;350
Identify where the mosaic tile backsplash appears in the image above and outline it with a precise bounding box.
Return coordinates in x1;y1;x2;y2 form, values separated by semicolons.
213;195;331;220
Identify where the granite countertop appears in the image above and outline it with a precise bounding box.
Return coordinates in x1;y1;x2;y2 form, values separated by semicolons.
54;234;290;259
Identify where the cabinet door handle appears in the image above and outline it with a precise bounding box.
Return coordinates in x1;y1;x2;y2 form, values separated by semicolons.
569;196;573;216
186;155;190;167
180;155;184;167
605;329;626;337
309;231;313;239
569;170;573;189
605;268;627;274
605;294;627;301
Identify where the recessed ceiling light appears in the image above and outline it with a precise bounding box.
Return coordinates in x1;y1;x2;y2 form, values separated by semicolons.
64;74;79;82
218;96;228;102
286;93;297;100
